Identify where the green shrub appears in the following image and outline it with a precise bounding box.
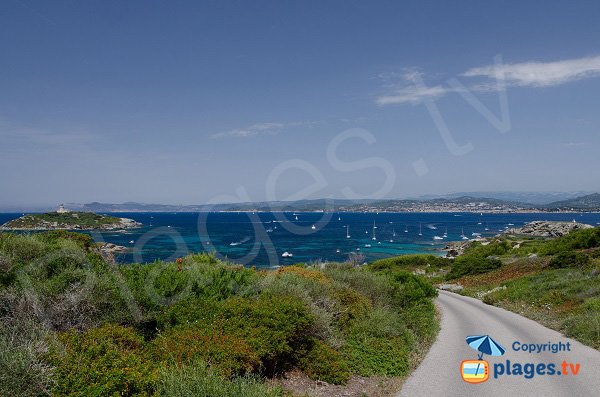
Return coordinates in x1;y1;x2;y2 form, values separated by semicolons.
333;287;371;329
446;256;502;279
549;251;591;269
216;296;313;374
541;228;600;255
48;324;157;396
368;254;450;272
0;317;54;397
342;335;410;377
150;325;260;376
298;339;350;384
155;361;284;397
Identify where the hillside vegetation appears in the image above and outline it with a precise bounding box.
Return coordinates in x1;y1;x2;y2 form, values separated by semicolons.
0;231;438;396
1;212;132;230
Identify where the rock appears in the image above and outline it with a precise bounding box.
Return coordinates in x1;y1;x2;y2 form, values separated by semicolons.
503;221;593;238
438;283;464;292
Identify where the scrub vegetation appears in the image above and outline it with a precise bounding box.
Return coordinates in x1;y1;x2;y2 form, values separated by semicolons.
0;231;438;396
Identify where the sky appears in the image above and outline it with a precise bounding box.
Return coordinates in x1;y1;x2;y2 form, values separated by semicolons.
1;0;599;208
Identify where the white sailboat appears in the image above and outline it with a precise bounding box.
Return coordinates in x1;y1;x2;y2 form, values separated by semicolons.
372;220;377;240
393;228;397;237
418;223;423;236
443;227;448;238
404;225;408;233
461;228;469;240
346;225;350;239
311;225;316;230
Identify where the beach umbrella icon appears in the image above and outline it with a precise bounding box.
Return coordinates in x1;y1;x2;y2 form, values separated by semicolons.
466;335;505;360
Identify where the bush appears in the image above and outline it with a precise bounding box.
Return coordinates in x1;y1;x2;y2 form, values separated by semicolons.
47;324;157;396
541;227;600;255
155;361;284;397
342;335;410;377
446;256;502;279
368;254;450;272
549;251;591;269
0;317;54;397
298;339;350;384
150;325;260;376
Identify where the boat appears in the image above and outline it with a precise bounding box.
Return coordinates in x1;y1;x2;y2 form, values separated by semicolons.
404;225;408;233
336;249;340;253
356;247;361;251
266;228;273;233
433;236;444;240
472;232;481;237
443;227;448;238
338;216;341;221
393;228;396;237
311;225;316;230
460;228;467;239
484;223;489;231
295;215;298;221
364;244;371;248
389;239;394;243
377;241;381;244
281;251;293;258
371;220;377;240
427;224;437;230
129;240;135;244
346;225;350;238
418;223;423;236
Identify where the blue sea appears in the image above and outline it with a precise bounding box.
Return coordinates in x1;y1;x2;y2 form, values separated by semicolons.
1;212;599;268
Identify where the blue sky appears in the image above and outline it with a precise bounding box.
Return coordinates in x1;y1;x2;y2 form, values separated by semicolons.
1;0;599;207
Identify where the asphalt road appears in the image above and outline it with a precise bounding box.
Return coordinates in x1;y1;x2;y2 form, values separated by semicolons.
399;290;600;397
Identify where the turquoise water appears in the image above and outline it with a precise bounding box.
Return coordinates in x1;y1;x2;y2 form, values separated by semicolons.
1;212;599;268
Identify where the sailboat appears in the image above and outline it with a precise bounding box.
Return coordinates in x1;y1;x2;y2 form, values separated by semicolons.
338;216;341;221
443;227;448;238
372;220;377;240
404;225;408;233
393;228;396;237
418;223;423;236
295;215;298;221
484;223;489;231
311;225;316;230
461;228;469;240
346;225;350;239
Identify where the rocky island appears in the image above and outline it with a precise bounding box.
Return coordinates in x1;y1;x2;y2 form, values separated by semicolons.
0;206;141;231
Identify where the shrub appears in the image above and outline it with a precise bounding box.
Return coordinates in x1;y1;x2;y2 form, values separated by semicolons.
541;227;600;255
298;339;350;384
150;326;260;376
0;317;54;397
216;296;313;374
155;361;284;397
549;251;591;269
47;324;157;396
342;335;410;377
333;287;371;329
368;254;450;272
446;256;502;279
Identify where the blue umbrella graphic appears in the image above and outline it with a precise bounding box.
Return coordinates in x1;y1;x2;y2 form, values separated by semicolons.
465;335;505;376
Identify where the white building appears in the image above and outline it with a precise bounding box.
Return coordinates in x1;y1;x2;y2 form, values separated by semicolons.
57;204;70;213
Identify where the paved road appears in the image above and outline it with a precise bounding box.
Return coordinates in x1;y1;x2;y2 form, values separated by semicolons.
399;290;600;397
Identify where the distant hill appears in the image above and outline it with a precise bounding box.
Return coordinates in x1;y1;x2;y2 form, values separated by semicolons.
545;193;600;210
414;191;594;205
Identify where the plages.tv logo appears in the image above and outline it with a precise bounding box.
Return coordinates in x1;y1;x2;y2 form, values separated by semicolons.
461;335;506;384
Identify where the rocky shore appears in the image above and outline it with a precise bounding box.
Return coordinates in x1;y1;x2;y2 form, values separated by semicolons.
502;220;593;238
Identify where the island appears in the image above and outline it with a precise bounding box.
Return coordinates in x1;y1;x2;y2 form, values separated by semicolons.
0;205;141;231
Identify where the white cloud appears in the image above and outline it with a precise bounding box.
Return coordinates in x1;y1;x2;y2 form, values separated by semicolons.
211;122;285;139
377;55;600;105
463;55;600;87
376;85;450;105
210;120;323;139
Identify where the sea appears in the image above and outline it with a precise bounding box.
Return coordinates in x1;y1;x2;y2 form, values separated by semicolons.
1;212;599;268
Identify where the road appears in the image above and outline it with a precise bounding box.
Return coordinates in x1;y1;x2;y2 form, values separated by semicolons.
399;290;600;397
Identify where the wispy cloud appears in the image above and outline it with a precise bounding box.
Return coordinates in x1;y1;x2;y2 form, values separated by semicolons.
464;55;600;87
377;55;600;105
211;122;285;139
210;120;321;139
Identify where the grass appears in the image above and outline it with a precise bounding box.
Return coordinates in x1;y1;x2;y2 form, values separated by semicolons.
0;231;440;396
